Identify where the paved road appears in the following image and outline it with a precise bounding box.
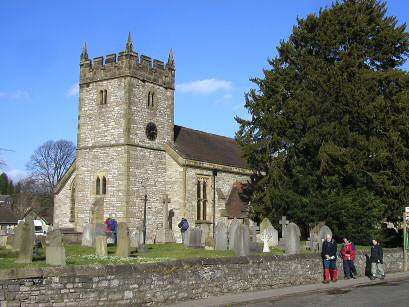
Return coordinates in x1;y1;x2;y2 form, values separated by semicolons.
235;278;409;307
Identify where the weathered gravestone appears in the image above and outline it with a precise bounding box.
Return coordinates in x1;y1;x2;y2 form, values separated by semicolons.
15;219;35;263
279;216;289;246
249;224;261;253
260;218;272;235
91;197;104;224
45;229;66;266
130;225;144;249
284;222;301;255
228;218;240;250
233;224;250;257
0;235;6;247
156;194;175;243
318;225;333;252
116;222;130;257
261;226;277;253
81;223;95;247
95;224;107;257
185;227;203;248
308;222;326;251
215;222;228;251
12;222;24;251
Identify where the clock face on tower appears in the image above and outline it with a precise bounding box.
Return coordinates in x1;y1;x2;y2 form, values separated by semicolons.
145;122;157;141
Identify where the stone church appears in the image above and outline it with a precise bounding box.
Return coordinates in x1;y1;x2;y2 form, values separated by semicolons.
54;34;252;243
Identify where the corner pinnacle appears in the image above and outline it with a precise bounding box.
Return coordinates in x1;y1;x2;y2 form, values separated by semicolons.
80;41;89;61
167;48;175;69
126;32;134;53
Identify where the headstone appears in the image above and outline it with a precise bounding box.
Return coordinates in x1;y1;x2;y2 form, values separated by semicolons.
249;224;261;253
228;218;240;250
95;236;108;257
279;216;290;247
12;222;24;251
309;222;325;245
260;218;272;235
45;229;66;266
115;222;130;257
318;225;332;252
215;222;228;251
130;225;144;249
95;223;107;257
260;226;277;252
185;227;203;248
91;197;104;224
6;235;13;247
0;235;7;247
15;219;35;263
81;223;95;247
284;222;301;255
233;224;250;256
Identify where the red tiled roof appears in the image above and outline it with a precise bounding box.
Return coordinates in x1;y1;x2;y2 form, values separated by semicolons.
225;182;251;219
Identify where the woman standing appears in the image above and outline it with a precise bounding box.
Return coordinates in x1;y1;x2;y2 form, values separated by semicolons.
341;238;357;279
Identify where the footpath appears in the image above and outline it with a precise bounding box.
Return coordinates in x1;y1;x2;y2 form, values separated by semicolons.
164;271;409;307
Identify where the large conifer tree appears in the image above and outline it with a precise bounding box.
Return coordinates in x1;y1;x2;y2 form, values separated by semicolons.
236;0;409;242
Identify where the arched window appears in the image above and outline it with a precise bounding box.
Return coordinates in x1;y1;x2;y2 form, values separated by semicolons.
202;180;207;220
98;90;107;105
69;178;76;222
102;176;107;195
196;177;209;221
196;180;201;220
96;176;101;195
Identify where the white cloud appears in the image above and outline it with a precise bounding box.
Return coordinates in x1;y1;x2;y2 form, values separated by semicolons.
0;90;30;101
66;84;79;97
214;93;233;105
177;79;233;94
5;169;28;183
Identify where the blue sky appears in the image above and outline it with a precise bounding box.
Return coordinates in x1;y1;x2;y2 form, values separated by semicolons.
1;0;409;182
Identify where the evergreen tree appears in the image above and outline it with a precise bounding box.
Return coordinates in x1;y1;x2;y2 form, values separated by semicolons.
236;0;409;243
0;172;9;194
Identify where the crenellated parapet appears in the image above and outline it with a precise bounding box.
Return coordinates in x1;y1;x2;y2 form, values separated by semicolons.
79;33;175;89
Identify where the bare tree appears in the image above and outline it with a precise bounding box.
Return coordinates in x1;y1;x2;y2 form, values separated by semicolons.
26;140;76;193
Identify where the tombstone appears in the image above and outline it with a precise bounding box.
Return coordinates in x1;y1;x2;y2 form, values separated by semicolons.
259;218;272;235
261;226;277;252
15;219;35;264
228;218;240;250
95;224;108;257
185;227;203;248
249;224;261;253
318;225;333;252
0;235;6;247
279;216;290;247
115;222;130;257
91;197;104;224
6;235;13;247
81;223;95;247
233;224;250;257
130;225;144;249
214;222;228;251
284;222;301;255
12;222;24;251
45;229;66;266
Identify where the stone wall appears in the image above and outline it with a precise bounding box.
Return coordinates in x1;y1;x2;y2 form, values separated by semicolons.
54;169;76;229
0;250;404;306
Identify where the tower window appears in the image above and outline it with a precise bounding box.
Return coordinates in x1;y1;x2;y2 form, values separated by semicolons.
102;176;107;195
147;91;155;108
96;176;101;195
98;90;107;105
69;178;76;222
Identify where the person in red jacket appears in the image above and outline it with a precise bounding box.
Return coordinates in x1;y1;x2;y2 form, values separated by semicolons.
341;238;357;279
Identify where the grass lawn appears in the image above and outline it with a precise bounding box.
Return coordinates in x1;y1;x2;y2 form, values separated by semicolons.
0;242;375;270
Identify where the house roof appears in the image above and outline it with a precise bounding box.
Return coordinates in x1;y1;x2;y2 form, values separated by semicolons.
225;182;251;219
24;206;54;225
0;207;18;225
173;125;248;169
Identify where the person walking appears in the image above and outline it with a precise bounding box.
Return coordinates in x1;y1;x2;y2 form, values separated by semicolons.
370;239;385;280
321;233;338;283
341;238;357;279
178;217;189;243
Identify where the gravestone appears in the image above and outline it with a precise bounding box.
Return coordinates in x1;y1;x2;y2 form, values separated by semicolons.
12;222;24;251
260;218;272;235
279;216;290;247
81;223;95;247
130;225;144;249
318;225;333;252
15;219;35;264
160;194;175;243
95;224;107;257
91;197;104;224
185;227;203;248
261;226;277;252
249;224;261;253
45;229;66;266
215;222;228;251
233;224;250;257
228;218;240;250
0;235;6;247
115;222;130;257
6;235;13;247
284;222;301;255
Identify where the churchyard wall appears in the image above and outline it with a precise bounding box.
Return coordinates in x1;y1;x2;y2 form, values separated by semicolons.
0;249;404;306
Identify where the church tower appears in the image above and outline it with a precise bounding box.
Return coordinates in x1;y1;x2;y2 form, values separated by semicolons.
75;34;175;240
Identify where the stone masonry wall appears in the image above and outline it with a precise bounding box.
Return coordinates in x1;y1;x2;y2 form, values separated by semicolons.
0;250;405;306
54;169;76;229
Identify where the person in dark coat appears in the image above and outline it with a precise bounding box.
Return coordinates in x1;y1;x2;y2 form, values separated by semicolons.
341;238;357;279
370;239;385;280
321;233;338;283
178;218;189;243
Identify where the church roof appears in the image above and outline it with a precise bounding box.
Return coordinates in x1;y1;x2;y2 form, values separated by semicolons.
173;125;249;169
225;182;251;219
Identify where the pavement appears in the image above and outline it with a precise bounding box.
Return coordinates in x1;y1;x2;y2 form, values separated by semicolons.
164;271;409;307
